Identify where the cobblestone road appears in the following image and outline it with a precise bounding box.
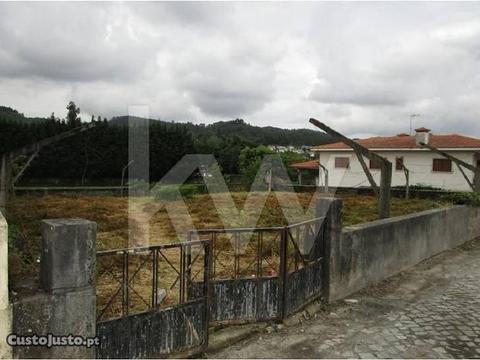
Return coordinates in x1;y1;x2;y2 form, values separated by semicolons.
211;239;480;358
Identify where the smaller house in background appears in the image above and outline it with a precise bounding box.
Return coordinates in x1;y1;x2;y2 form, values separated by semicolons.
308;127;480;192
290;159;320;185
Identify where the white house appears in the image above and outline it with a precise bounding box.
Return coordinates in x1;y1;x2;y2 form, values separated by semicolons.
310;128;480;192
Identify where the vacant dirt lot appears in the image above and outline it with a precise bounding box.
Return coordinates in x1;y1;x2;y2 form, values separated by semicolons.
6;191;448;318
7;192;447;285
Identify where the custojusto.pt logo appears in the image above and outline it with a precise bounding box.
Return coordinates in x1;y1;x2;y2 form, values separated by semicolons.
7;333;100;348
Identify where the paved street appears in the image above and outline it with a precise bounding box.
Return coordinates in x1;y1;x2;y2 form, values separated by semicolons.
211;239;480;358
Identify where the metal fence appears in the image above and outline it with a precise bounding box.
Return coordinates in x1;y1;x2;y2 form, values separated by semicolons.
190;226;284;323
96;240;211;320
283;218;326;316
190;217;326;324
95;216;327;357
96;240;212;358
191;226;284;280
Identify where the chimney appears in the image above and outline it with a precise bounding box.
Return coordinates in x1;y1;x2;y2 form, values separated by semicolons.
415;127;431;145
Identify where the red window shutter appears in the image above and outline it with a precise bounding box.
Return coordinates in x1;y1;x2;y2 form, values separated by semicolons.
334;157;350;169
433;159;452;172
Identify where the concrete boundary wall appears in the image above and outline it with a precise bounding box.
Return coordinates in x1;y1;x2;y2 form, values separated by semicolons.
323;203;480;301
0;211;11;359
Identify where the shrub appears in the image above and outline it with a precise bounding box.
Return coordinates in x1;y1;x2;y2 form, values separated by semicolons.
180;184;202;198
153;184;203;201
442;192;480;206
392;183;443;191
238;145;274;185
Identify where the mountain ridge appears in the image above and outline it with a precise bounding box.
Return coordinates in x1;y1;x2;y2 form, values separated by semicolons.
0;106;333;147
110;116;333;146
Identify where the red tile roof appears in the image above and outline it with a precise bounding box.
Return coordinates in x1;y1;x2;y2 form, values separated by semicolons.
312;134;480;151
290;159;319;170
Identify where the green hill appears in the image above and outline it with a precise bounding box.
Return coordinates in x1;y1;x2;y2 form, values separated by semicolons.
110;117;333;146
0;106;48;124
0;105;333;182
3;106;333;147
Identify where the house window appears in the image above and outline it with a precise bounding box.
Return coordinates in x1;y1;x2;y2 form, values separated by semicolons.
369;159;382;170
334;157;350;169
395;157;404;171
432;158;452;172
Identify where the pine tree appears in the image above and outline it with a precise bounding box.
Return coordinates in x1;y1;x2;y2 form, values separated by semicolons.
66;101;81;126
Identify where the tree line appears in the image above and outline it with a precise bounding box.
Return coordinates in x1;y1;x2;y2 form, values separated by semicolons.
1;103;321;185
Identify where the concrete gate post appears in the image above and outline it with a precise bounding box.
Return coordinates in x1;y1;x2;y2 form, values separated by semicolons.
316;197;343;303
13;218;97;359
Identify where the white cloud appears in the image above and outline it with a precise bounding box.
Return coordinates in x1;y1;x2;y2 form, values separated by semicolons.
1;2;480;137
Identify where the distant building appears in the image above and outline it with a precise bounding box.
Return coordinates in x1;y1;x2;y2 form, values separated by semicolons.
269;145;313;157
290;159;320;185
307;128;480;191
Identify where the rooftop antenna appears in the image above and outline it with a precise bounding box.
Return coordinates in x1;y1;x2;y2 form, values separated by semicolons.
409;113;420;135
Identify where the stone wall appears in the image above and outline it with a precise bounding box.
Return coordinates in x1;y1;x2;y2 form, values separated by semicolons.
0;211;11;359
319;201;480;301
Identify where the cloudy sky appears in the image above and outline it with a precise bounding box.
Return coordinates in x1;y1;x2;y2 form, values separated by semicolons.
1;2;480;137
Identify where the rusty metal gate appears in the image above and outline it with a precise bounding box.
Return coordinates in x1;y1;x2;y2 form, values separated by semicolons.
190;226;284;323
95;240;212;358
94;217;327;357
282;218;326;317
192;217;326;324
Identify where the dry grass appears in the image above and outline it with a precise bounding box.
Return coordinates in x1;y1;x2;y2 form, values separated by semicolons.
7;192;446;280
7;191;448;317
342;195;447;227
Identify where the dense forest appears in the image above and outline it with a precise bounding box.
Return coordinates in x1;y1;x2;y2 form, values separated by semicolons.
111;116;332;147
0;104;332;185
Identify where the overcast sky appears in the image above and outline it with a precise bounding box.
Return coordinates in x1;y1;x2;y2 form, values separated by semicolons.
1;2;480;137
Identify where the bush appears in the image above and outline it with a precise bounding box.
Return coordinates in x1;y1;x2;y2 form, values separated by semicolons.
180;184;203;198
238;145;274;185
442;192;480;206
153;184;203;201
392;183;443;191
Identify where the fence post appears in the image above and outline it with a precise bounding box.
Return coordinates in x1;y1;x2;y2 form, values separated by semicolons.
316;197;343;303
278;227;288;321
42;218;97;358
203;240;213;350
13;219;97;358
0;211;11;359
